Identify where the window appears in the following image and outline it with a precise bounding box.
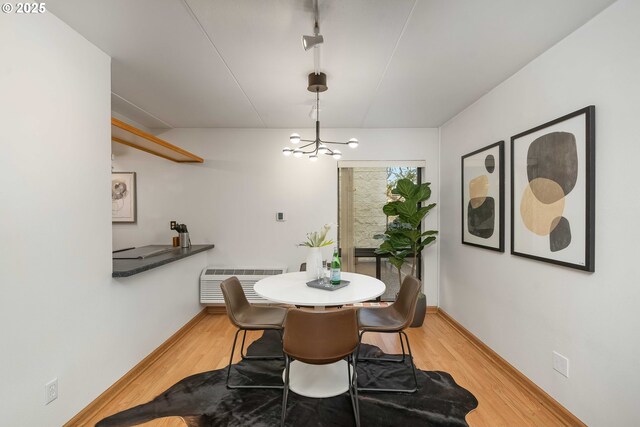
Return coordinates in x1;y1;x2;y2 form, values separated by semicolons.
338;162;423;301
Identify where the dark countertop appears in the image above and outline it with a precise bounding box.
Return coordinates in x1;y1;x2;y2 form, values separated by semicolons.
112;244;215;278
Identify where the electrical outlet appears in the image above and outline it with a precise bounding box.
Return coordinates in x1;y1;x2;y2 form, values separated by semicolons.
170;221;177;230
553;351;569;378
45;378;58;405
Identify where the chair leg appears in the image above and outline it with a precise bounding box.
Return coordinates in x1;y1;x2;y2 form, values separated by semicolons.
357;330;406;363
348;354;360;427
281;355;291;427
240;329;285;361
401;330;419;392
356;330;418;394
226;328;284;390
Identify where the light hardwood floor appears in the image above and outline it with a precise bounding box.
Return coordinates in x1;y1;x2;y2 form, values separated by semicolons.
80;313;574;426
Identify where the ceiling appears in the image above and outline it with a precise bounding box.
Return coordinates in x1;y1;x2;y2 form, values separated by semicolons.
49;0;615;129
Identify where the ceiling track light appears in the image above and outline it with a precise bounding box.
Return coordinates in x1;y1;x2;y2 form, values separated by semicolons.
302;2;324;51
302;34;324;51
282;72;359;161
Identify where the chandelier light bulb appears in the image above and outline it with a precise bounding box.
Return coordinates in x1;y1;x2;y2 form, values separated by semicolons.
332;150;342;160
293;149;303;158
290;133;301;144
282;147;293;156
318;144;329;154
309;154;319;161
348;138;359;148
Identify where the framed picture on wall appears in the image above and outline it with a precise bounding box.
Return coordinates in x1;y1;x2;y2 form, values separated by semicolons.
112;172;137;223
461;141;504;252
511;106;595;271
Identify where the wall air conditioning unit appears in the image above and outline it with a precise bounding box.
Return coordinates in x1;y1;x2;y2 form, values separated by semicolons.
200;267;288;305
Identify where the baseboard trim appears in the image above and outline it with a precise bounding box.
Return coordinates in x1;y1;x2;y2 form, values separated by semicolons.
206;305;227;315
64;309;209;426
208;305;440;315
437;309;585;427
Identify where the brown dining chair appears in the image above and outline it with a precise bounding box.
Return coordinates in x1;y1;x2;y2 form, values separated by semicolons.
281;308;360;427
356;275;421;393
221;276;287;389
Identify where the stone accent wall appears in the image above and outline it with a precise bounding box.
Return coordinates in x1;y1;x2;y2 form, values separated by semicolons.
353;168;388;248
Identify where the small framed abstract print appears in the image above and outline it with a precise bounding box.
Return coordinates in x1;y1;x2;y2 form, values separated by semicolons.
112;172;137;223
461;141;505;252
511;106;595;271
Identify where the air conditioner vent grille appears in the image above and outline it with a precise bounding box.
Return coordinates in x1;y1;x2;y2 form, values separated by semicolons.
200;266;287;305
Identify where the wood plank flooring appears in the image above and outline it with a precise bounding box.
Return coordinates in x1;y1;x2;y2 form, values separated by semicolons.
80;313;574;426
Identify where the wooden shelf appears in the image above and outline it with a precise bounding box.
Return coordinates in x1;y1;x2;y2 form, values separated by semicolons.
111;118;204;163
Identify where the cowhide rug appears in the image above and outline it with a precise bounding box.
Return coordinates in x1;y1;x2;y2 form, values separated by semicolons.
97;331;477;426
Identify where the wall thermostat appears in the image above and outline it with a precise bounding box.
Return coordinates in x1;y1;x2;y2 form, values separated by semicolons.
276;212;285;222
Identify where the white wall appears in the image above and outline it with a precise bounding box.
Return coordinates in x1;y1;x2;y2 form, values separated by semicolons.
439;1;640;425
0;12;207;426
112;127;441;302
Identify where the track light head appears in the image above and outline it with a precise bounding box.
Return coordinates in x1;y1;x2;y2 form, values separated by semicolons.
302;34;324;51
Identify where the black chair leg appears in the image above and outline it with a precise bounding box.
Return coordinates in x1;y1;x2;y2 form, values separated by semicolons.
240;329;285;360
226;328;284;390
225;328;242;388
357;330;406;363
348;354;361;427
401;330;419;392
356;330;418;394
281;355;291;427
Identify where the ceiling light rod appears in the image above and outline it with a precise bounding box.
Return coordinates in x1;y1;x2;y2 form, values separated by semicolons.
282;73;359;161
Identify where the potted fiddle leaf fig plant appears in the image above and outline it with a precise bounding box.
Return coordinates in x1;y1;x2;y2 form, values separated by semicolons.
375;178;437;327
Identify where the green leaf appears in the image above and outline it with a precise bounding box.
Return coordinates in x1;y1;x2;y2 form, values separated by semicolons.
396;201;417;218
389;257;405;270
421;230;438;238
392;178;416;199
413;183;432;202
417;236;437;250
382;201;400;216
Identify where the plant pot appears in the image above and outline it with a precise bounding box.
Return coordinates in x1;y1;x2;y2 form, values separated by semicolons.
410;293;427;328
305;247;323;280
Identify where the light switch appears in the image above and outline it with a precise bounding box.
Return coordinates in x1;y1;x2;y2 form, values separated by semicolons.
276;212;285;222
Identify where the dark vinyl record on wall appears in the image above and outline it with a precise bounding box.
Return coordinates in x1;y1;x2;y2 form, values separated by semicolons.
510;106;595;271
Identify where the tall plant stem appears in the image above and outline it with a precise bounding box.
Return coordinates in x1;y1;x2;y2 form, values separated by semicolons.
411;255;416;277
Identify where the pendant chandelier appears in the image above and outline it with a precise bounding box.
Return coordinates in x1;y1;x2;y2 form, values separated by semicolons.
282;1;358;162
282;73;358;161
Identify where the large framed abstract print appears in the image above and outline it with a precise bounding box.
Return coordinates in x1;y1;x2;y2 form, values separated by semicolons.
511;106;595;271
461;141;504;252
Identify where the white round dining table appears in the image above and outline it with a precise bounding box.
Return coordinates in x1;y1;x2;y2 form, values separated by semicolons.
254;271;385;308
254;271;386;398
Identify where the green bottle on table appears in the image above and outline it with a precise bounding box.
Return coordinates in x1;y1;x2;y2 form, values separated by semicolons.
330;247;341;285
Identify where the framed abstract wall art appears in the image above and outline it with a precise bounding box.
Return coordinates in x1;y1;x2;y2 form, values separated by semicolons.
461;141;504;252
511;106;595;271
112;172;137;223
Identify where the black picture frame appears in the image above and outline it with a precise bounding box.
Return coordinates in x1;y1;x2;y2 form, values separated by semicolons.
112;171;137;223
511;105;596;272
461;141;505;252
